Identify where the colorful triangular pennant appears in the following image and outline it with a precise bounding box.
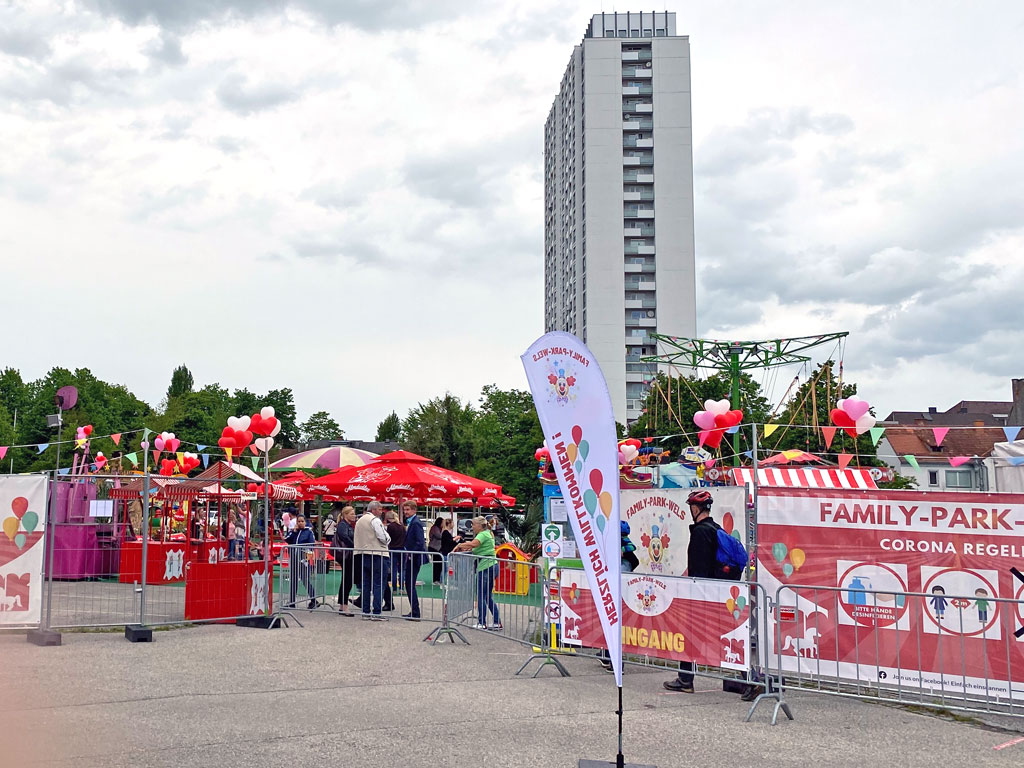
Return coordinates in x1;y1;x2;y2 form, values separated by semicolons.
763;424;779;438
0;447;7;461
202;454;210;467
869;427;886;447
838;453;853;469
75;438;86;450
152;449;160;464
250;457;261;472
932;427;949;446
196;444;207;452
111;433;121;446
36;443;48;454
225;448;233;462
57;467;70;475
822;427;837;449
125;452;138;466
904;455;919;469
1003;426;1021;443
949;456;971;467
143;427;152;440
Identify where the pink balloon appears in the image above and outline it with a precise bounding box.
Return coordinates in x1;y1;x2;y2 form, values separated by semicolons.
140;440;149;450
693;410;716;430
841;396;871;421
154;437;165;452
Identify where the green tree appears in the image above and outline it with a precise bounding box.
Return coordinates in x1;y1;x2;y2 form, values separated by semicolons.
300;411;343;443
159;384;233;447
767;362;879;464
375;411;402;442
166;365;194;400
263;388;298;448
402;393;475;470
466;385;544;509
230;388;260;420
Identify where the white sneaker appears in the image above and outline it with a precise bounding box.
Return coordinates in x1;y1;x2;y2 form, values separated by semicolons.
474;623;487;629
487;623;503;631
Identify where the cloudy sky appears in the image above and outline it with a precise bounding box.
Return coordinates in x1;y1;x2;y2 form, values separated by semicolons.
3;1;1023;437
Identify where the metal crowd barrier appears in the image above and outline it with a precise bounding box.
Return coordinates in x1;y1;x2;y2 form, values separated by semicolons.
774;582;1024;720
273;545;444;625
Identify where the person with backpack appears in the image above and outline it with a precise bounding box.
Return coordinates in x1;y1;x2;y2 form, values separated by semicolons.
664;490;754;699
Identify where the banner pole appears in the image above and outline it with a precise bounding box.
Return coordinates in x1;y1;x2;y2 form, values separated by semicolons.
616;684;624;768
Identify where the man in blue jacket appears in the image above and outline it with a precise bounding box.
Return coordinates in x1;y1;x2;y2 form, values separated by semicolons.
401;501;427;620
285;515;318;609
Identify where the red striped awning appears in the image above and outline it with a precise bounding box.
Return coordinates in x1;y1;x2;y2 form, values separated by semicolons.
732;467;878;489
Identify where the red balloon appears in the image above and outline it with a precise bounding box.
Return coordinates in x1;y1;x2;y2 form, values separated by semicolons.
644;437;653;444
722;511;734;535
730;585;740;600
221;426;234;438
83;425;93;436
703;429;725;449
217;437;233;448
571;425;583;445
237;430;253;448
625;438;641;449
830;408;858;439
262;417;278;435
589;468;603;496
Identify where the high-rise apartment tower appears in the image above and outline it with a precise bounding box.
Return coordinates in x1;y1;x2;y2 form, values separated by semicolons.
544;11;696;426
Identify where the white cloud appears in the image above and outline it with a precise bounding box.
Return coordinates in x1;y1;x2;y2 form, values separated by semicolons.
1;0;1022;438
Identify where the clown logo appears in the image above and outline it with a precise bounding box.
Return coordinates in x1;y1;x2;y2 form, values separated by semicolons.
641;525;670;573
547;363;577;405
636;585;658;610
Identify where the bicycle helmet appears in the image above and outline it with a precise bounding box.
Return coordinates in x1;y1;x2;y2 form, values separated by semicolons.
686;490;713;507
620;520;631;536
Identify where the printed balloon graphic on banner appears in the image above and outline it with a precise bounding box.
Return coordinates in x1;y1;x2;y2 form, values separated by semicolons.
0;476;48;625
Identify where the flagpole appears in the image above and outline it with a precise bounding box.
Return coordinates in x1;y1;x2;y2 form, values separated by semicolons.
616;684;624;768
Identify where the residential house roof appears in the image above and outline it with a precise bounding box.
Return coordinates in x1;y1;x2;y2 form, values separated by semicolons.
882;427;1006;464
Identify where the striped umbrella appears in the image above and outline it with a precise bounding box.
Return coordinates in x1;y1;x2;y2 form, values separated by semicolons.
269;446;378;471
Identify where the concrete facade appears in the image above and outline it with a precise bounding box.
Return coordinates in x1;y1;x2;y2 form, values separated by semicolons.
544;12;696;426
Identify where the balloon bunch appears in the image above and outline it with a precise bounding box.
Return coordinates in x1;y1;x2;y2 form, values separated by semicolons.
75;424;93;446
771;542;806;578
3;496;39;550
692;399;744;449
154;432;180;453
218;416;254;454
829;396;875;438
178;452;200;473
250;406;281;452
534;446;551;479
725;584;747;620
617;438;642;465
158;459;179;476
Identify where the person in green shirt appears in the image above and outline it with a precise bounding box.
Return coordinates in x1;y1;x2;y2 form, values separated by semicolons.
453;515;501;630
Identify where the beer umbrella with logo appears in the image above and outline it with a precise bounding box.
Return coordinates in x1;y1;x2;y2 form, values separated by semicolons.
298;451;503;501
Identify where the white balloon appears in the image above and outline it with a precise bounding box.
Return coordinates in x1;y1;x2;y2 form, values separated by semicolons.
237;415;251;431
227;416;242;430
260;406;275;420
255;437;275;452
270;421;282;437
704;398;730;416
855;414;876;435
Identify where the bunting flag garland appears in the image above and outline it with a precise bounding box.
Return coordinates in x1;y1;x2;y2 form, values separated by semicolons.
176;452;184;466
111;433;121;446
75;439;86;449
822;427;837;449
202;454;210;467
249;444;260;456
250;457;261;472
742;450;753;459
763;424;779;438
869;427;886;447
143;427;152;440
0;447;7;461
932;427;949;446
197;444;207;452
152;450;160;464
949;456;971;467
225;448;232;462
125;453;139;466
1004;427;1022;443
36;444;48;454
904;455;920;469
838;453;853;469
57;467;70;475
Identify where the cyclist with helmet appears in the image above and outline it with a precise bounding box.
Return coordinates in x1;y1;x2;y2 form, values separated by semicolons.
663;489;751;695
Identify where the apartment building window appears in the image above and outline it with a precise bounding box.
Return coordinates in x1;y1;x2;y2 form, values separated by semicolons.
656;28;666;36
643;28;652;36
945;470;972;488
928;471;939;487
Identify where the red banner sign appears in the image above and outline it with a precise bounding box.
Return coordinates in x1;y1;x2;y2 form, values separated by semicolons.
559;570;750;671
757;488;1024;699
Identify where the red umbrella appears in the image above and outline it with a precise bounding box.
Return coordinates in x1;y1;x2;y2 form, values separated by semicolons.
298;453;502;501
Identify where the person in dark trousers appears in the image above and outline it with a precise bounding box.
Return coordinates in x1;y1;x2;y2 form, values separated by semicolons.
285;515;317;609
428;517;444;584
382;509;406;612
333;505;357;616
401;501;427;620
663;490;756;701
354;501;391;620
600;520;641;672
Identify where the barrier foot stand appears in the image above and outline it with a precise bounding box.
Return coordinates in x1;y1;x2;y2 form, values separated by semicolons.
267;609;302;629
424;624;469;646
27;629;62;647
516;652;570;678
124;624;153;643
744;691;794;725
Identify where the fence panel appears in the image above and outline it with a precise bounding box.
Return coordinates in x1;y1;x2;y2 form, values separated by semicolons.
773;582;1024;719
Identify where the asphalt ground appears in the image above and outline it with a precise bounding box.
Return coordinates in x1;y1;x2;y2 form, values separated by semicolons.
2;612;1023;768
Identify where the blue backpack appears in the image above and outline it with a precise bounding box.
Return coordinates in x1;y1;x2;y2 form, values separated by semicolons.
715;527;748;581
